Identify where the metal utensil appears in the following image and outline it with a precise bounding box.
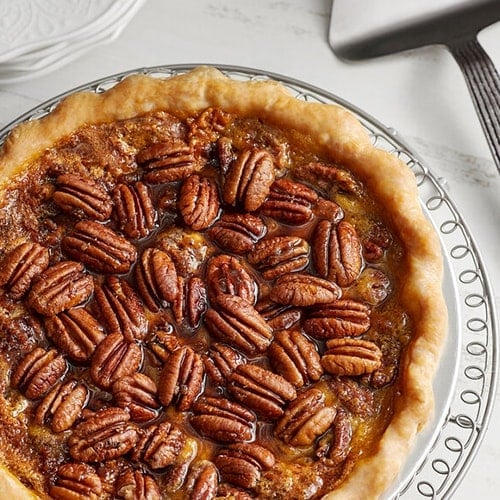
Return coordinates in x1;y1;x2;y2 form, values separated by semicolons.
329;0;500;173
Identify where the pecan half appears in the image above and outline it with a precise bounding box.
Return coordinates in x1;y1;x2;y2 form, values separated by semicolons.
157;184;179;214
274;388;336;447
247;236;310;280
158;346;204;411
138;142;197;183
325;408;352;466
173;276;208;328
27;261;94;316
34;379;88;432
112;181;157;239
260;178;318;224
90;332;142;389
0;241;49;300
312;220;362;287
228;364;296;421
203;343;245;387
223;148;275;211
93;276;148;341
68;407;138;462
146;328;181;363
268;329;323;388
217;136;237;173
269;273;341;307
255;298;302;331
321;338;382;376
135;247;179;312
204;294;273;356
162;437;198;493
185;460;219;500
50;462;102;500
179;174;220;230
53;173;112;222
132;421;187;470
112;372;160;423
206;254;257;304
116;470;161;500
303;299;371;340
207;212;266;254
190;396;256;443
362;223;392;262
294;161;363;196
215;443;275;491
11;347;67;399
44;308;105;363
313;197;344;223
62;221;137;274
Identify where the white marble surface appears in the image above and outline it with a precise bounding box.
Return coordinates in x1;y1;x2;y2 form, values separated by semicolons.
0;1;498;498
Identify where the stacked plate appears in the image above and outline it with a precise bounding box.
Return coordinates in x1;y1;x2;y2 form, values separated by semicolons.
0;0;146;85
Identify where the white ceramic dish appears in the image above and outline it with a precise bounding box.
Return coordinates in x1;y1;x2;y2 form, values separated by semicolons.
0;0;146;83
0;0;117;62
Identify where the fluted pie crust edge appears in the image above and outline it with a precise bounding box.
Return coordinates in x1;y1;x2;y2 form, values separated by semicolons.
0;66;447;500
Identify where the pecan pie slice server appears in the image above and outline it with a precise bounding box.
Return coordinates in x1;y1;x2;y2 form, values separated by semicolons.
329;0;500;173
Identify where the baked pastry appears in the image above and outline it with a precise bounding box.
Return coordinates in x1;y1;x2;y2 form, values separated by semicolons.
0;66;447;499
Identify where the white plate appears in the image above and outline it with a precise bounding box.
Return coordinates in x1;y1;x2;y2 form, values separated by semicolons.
0;0;117;62
0;0;146;84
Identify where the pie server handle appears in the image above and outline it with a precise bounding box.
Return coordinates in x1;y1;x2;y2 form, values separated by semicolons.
448;37;500;173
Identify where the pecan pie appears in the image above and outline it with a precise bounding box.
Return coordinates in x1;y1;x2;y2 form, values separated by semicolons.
0;66;447;499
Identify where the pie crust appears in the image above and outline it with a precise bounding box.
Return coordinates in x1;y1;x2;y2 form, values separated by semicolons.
0;66;447;499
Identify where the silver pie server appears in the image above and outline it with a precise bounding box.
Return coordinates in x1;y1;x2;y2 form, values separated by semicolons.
329;0;500;174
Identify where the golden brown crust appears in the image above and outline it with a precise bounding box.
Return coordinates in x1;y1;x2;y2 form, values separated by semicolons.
0;65;447;500
0;465;39;500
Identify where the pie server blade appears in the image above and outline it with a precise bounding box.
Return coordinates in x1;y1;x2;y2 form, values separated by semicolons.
329;0;500;173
